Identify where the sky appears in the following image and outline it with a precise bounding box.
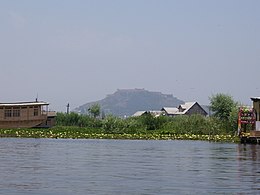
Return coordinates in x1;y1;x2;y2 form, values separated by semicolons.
0;0;259;112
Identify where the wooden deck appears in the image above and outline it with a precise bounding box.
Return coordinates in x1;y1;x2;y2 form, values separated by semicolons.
240;136;260;144
239;131;260;144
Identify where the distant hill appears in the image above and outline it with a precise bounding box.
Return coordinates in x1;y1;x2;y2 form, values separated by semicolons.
74;89;184;117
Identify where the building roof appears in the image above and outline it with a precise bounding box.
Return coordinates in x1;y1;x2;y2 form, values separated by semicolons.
149;111;163;117
251;97;260;101
132;110;163;117
132;111;146;117
177;102;196;114
134;102;207;117
0;101;49;107
161;107;179;115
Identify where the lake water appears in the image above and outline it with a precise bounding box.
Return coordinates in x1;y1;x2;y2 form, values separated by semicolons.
0;138;259;195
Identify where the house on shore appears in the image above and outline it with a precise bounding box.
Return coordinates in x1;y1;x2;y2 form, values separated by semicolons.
0;101;56;128
162;102;207;116
133;102;207;117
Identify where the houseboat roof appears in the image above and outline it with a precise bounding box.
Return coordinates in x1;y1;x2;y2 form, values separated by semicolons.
251;97;260;101
0;101;49;107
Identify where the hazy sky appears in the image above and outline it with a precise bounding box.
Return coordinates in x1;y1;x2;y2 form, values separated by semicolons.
0;0;259;111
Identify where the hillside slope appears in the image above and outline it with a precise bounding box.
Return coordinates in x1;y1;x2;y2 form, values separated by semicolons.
74;89;184;117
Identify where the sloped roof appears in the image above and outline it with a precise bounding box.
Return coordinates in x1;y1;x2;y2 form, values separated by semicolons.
134;102;207;117
180;102;197;114
162;107;179;115
132;111;146;117
149;111;163;117
132;110;163;117
176;102;197;114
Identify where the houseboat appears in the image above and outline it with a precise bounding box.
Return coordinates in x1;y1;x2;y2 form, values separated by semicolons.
0;101;55;128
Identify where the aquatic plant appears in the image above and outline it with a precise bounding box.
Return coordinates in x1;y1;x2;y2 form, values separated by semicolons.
0;127;238;143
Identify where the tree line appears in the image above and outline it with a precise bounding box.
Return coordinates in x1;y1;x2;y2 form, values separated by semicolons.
56;93;240;135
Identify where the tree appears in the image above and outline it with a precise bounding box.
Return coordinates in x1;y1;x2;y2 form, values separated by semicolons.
209;93;237;121
88;104;101;118
140;112;158;130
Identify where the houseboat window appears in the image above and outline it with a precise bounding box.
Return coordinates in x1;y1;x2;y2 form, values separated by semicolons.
34;108;39;116
4;110;12;118
13;109;20;117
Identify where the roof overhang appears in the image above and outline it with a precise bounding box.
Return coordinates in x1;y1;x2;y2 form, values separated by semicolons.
250;97;260;102
0;101;49;107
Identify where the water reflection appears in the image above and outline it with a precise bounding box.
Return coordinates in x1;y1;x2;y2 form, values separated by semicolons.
236;144;260;192
237;144;260;161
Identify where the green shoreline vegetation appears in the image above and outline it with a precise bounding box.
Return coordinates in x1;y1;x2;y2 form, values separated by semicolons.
0;93;241;143
0;113;240;143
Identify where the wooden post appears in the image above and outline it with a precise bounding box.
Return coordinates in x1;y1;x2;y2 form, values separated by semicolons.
66;103;70;114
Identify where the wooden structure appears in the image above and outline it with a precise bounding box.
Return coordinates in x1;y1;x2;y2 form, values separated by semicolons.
251;97;260;128
238;107;256;134
0;101;55;128
239;97;260;144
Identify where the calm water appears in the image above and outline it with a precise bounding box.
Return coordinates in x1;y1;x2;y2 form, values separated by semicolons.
0;138;259;195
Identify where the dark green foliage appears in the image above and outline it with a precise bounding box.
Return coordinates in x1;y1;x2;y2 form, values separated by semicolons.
123;117;143;133
139;113;157;130
56;112;102;128
228;106;239;134
161;115;222;135
137;113;169;130
56;110;237;135
88;104;101;118
102;115;124;133
0;112;239;142
209;93;237;121
209;93;239;134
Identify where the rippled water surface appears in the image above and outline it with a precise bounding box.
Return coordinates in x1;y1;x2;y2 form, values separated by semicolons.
0;138;259;194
